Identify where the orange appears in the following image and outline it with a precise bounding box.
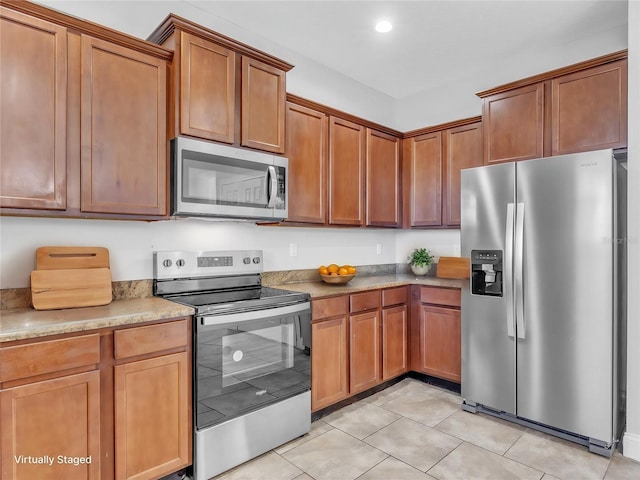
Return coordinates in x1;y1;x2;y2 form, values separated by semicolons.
318;266;329;275
327;264;339;274
347;266;356;274
330;272;338;276
338;267;349;276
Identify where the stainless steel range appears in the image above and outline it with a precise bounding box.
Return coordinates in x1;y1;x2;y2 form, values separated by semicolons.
153;250;311;480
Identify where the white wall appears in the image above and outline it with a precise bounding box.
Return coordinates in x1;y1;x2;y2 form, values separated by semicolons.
395;23;628;131
36;0;395;127
623;0;640;463
395;230;461;264
0;217;399;288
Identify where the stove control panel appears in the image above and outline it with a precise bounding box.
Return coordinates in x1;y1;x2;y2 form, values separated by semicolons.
153;250;263;279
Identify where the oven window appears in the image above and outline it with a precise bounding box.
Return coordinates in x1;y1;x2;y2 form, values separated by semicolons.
195;312;310;429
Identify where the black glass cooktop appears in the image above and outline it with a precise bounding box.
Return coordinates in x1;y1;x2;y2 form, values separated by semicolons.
165;286;310;316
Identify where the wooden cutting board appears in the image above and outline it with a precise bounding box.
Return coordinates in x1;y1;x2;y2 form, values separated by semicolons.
36;246;110;270
436;256;470;279
31;247;112;310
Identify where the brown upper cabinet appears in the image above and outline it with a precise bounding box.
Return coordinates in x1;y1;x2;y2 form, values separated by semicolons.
80;36;168;216
479;51;627;164
285;102;328;224
366;129;401;227
148;15;292;154
481;83;544;164
442;122;483;226
0;7;67;211
0;1;172;219
402;131;443;227
551;60;627;156
329;116;366;226
403;118;482;228
284;95;402;228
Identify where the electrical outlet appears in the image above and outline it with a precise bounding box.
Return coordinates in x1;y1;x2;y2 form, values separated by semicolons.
376;243;382;255
289;243;298;257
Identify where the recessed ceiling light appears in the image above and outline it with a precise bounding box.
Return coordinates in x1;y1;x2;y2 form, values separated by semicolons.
375;20;392;33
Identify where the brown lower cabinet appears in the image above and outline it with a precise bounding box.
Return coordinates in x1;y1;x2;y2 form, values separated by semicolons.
349;291;382;394
0;317;191;480
411;286;461;383
311;286;409;412
381;287;409;380
311;296;349;411
0;371;101;480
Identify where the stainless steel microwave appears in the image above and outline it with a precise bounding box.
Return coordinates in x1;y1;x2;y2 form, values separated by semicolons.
171;137;288;221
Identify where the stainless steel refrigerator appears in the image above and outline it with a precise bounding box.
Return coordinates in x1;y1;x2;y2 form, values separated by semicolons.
460;148;627;457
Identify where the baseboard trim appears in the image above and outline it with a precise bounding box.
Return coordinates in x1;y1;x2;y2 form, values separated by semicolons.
623;431;640;461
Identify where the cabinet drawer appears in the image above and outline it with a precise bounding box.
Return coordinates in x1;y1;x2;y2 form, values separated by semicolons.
0;334;100;382
115;319;188;360
312;295;348;321
382;286;408;307
350;290;380;313
420;287;461;307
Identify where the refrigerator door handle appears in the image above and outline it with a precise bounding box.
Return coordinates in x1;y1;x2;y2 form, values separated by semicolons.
515;202;525;339
505;203;515;338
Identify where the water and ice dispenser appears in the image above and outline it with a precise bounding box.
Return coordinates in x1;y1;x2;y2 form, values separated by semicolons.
471;250;503;296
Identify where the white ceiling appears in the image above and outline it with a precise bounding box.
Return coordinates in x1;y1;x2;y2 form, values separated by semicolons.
38;1;628;100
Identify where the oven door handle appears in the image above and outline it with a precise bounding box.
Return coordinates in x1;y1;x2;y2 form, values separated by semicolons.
199;302;311;326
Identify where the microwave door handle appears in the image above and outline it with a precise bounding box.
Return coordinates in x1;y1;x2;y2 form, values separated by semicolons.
267;165;278;208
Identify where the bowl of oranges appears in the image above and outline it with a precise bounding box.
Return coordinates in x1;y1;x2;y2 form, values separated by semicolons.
318;264;357;284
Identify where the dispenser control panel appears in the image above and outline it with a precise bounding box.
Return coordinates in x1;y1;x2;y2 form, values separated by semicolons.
471;250;503;297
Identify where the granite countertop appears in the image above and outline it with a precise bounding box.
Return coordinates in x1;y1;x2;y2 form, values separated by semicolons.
0;297;195;343
270;273;467;298
0;274;465;343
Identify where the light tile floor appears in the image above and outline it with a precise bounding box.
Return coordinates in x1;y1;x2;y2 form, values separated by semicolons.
211;378;640;480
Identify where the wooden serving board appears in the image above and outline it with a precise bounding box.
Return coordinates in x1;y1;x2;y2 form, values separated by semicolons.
31;247;112;310
436;257;470;279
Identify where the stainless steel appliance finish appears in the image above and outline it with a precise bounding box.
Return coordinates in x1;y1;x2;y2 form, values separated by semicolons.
154;250;311;480
461;149;627;457
195;391;310;478
171;136;288;221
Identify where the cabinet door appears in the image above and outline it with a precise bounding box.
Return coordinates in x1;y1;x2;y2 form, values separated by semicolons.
0;8;67;210
285;102;328;223
551;60;627;155
311;316;348;411
180;32;235;144
329;117;365;226
366;129;400;227
114;352;190;480
241;56;286;153
0;371;101;480
349;310;381;394
443;122;483;226
482;83;544;164
420;305;461;382
404;132;442;226
80;35;167;216
382;305;408;380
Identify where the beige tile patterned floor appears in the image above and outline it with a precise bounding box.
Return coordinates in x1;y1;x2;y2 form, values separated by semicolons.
212;378;640;480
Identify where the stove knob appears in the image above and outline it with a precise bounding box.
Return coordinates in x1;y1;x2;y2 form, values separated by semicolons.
243;257;251;265
176;259;185;267
252;257;261;264
162;259;172;268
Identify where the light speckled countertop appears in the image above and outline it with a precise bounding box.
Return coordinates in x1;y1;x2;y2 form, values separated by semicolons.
270;274;467;298
0;297;195;343
0;274;465;343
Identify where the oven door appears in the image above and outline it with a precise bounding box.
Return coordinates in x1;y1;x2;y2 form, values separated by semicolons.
195;302;310;430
